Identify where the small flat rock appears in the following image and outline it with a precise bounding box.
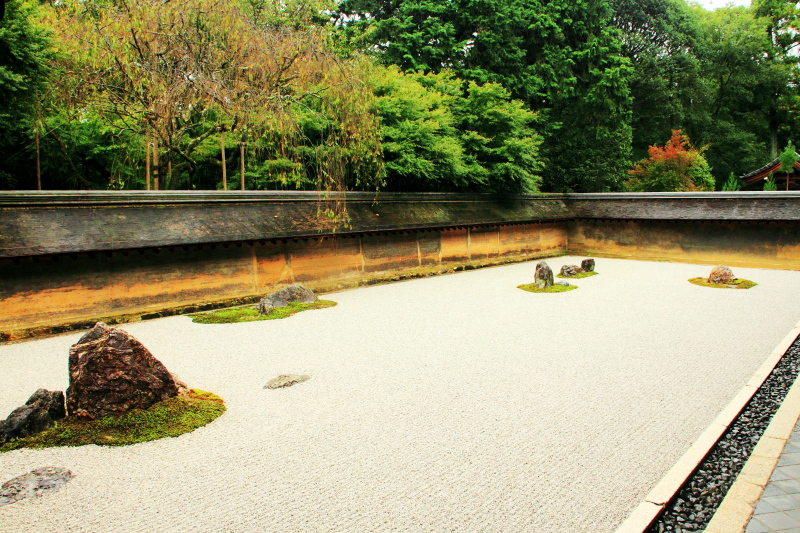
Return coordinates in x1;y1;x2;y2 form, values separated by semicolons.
0;467;75;506
556;281;570;287
265;374;311;389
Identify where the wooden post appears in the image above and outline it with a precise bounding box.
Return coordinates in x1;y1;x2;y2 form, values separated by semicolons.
220;127;227;191
145;124;151;191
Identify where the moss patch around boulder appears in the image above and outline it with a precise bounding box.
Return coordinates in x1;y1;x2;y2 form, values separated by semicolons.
190;300;337;324
0;390;225;453
517;283;578;293
688;277;757;289
556;271;599;280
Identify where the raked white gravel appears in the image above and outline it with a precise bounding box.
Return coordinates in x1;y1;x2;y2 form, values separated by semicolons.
1;257;800;532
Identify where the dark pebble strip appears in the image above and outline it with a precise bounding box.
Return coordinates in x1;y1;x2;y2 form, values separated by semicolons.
648;335;800;533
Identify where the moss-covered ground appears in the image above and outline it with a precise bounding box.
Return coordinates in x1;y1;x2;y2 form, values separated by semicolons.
0;390;225;452
190;300;337;324
688;277;757;289
556;271;599;279
518;283;578;293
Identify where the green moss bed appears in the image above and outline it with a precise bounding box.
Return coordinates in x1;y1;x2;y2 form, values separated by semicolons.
190;300;337;324
518;283;578;293
0;390;226;452
688;277;757;289
556;271;599;280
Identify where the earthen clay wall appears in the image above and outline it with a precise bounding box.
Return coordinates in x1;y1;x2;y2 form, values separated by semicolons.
1;191;799;339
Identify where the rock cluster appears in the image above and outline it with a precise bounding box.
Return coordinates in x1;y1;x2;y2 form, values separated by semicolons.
0;467;74;506
707;265;735;284
534;261;554;288
257;283;317;315
67;322;187;419
0;389;65;444
560;265;585;277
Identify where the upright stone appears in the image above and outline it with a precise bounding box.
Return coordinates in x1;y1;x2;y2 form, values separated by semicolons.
707;265;735;284
257;283;317;315
0;389;66;444
534;261;554;289
66;323;186;419
581;258;595;272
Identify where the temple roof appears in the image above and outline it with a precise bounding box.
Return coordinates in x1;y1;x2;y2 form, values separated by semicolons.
740;152;800;184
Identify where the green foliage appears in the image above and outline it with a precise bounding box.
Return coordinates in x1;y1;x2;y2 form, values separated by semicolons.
190;300;337;324
764;173;778;190
721;172;742;191
0;0;54;188
688;277;757;289
517;283;577;293
778;141;798;173
0;390;226;452
337;0;632;193
367;67;541;193
625;130;715;192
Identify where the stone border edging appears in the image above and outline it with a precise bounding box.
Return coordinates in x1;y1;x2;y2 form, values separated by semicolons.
614;319;800;533
703;327;800;533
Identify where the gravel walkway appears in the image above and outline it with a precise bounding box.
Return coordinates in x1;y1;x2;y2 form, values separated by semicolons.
1;257;800;532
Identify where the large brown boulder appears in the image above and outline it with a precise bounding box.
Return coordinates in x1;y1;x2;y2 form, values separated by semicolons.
66;323;186;419
534;261;554;288
707;265;735;284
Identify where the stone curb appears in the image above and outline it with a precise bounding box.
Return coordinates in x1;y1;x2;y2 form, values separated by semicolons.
615;321;800;533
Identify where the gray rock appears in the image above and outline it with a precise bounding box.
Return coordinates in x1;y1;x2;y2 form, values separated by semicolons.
0;389;65;444
534;261;554;289
265;374;311;389
556;281;571;287
257;283;317;315
707;265;735;284
581;258;595;272
0;467;74;506
67;322;187;420
560;265;585;277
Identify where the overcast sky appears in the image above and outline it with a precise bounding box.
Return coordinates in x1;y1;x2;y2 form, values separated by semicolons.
694;0;751;9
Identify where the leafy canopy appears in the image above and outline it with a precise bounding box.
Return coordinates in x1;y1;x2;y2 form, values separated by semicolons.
625;130;714;192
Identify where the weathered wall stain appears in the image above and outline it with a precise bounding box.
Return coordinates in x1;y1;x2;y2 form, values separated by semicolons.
4;191;800;339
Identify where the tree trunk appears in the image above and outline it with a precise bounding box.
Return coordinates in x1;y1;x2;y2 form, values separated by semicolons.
240;142;245;191
35;127;41;191
220;129;227;191
770;116;779;159
145;125;151;191
153;136;159;191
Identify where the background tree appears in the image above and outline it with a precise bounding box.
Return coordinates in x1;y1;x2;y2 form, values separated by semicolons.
624;130;715;192
336;0;633;192
778;140;798;190
50;0;383;193
0;0;53;189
